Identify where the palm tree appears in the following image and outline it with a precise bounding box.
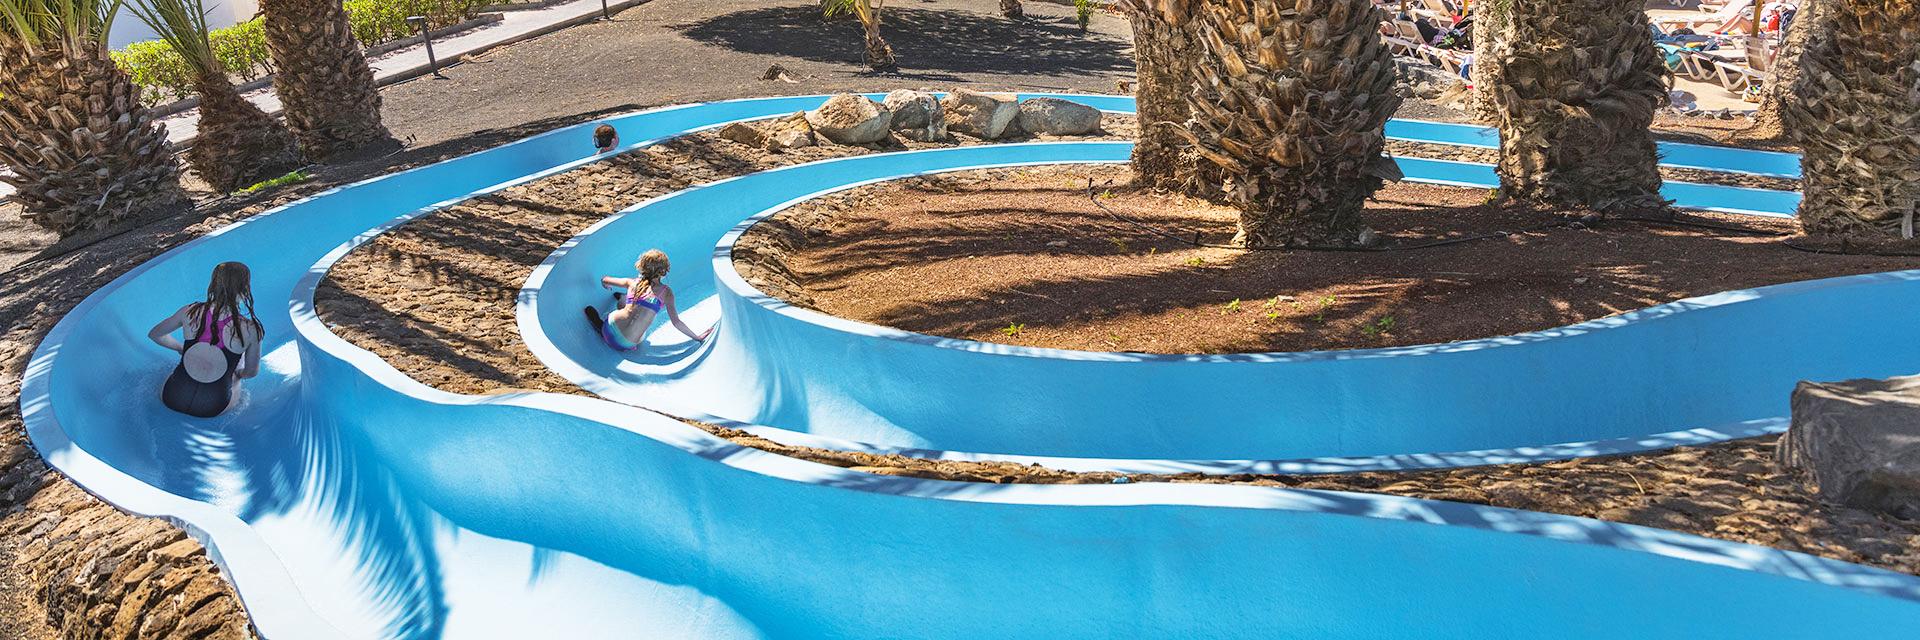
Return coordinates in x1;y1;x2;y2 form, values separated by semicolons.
258;0;395;160
1001;0;1023;19
1482;0;1668;210
1785;0;1920;241
1119;0;1196;190
825;0;894;70
1748;0;1827;138
126;0;303;192
0;0;187;236
1174;0;1402;247
1462;1;1502;122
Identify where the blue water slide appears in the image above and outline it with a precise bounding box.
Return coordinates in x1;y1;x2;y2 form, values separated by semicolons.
24;94;1916;639
1386;117;1805;179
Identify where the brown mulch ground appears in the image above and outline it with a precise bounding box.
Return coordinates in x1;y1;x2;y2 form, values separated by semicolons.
738;164;1917;354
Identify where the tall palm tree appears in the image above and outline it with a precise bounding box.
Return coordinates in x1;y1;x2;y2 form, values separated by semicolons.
1482;0;1668;210
0;0;187;236
1462;1;1502;122
1174;0;1402;247
127;0;303;192
1120;0;1196;190
1001;0;1023;19
825;0;894;70
1749;0;1828;138
1785;0;1920;241
259;0;395;160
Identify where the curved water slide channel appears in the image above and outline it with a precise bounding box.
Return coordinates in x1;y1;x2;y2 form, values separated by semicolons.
21;94;1920;638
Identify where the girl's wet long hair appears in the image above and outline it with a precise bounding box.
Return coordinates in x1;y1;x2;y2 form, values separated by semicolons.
634;249;669;294
192;261;261;347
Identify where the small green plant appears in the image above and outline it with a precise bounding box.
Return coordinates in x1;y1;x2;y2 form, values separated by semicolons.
1001;322;1026;337
1108;237;1130;252
236;169;311;195
1220;298;1241;315
1147;247;1158;256
1098;189;1116;200
1265;310;1281;321
1313;295;1337;323
1483;188;1500;205
1073;0;1095;30
1184;256;1208;267
1361;315;1398;338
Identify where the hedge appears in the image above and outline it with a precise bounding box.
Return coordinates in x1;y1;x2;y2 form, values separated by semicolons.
114;0;485;105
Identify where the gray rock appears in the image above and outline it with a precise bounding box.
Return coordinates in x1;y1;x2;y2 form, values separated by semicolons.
942;89;1021;140
762;112;817;151
883;89;948;142
805;94;892;145
1016;97;1102;136
1777;374;1920;516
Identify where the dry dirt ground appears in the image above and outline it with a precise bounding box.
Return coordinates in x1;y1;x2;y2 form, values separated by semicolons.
0;0;1872;636
736;164;1918;354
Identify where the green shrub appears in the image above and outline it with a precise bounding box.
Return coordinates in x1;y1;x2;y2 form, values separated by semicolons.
210;18;274;81
115;1;484;105
113;39;197;104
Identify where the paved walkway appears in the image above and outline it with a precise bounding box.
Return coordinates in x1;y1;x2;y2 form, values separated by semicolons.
0;0;645;202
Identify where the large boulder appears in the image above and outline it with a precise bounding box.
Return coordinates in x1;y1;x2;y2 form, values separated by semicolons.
761;112;817;151
883;89;948;142
941;89;1021;140
1777;374;1920;516
1016;97;1103;136
805;94;892;145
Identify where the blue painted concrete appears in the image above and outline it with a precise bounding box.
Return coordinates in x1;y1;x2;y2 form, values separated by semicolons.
24;94;1919;638
1385;116;1804;179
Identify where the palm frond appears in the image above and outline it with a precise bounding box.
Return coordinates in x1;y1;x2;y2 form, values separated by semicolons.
124;0;218;75
0;0;121;50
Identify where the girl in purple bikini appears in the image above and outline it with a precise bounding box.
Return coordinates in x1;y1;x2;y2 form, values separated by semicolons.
585;249;710;351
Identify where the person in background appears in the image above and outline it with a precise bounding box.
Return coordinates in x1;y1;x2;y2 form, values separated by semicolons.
593;124;620;154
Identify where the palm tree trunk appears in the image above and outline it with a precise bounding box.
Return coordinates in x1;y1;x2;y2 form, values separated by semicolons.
1177;0;1402;247
0;36;187;237
1749;0;1828;138
862;15;897;70
187;72;305;192
260;0;396;161
1785;0;1920;242
1485;0;1669;211
1001;0;1024;18
1462;2;1502;123
1124;0;1196;190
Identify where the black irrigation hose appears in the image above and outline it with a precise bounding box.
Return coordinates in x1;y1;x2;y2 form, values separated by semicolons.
1780;237;1920;257
1084;178;1579;253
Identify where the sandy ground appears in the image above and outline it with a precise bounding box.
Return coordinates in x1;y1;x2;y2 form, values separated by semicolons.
735;164;1918;354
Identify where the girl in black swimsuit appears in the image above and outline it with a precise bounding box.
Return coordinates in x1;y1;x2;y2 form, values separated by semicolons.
149;262;264;418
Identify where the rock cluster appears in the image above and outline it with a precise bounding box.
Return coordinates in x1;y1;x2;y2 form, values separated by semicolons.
715;90;1106;152
1778;374;1920;517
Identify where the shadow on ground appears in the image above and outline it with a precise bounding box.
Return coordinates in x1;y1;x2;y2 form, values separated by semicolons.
674;6;1130;78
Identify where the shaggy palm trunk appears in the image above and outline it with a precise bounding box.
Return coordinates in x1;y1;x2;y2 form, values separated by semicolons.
1001;0;1023;18
188;73;305;192
1750;0;1828;137
861;16;896;69
1177;0;1402;247
1462;2;1502;122
1485;0;1668;210
1124;0;1196;189
260;0;395;160
1785;0;1920;241
0;37;187;236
